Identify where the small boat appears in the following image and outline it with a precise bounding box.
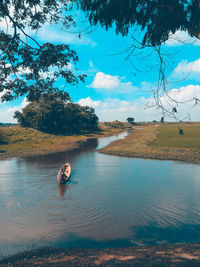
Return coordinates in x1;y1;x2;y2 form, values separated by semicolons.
57;163;71;184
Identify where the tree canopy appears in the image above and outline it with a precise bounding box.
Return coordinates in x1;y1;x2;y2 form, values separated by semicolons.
0;0;85;102
127;117;135;124
2;0;199;104
77;0;200;47
14;95;99;134
1;0;200;121
77;0;200;118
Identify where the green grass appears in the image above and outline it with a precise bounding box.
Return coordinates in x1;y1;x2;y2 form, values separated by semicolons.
99;124;200;163
2;123;199;162
0;126;87;158
150;125;200;149
0;123;129;159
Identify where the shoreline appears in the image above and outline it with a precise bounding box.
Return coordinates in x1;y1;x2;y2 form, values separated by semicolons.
1;124;200;164
1;124;200;265
99;125;200;164
1;243;200;266
0;126;127;160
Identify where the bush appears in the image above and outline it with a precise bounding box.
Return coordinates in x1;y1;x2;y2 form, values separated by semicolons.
14;97;99;134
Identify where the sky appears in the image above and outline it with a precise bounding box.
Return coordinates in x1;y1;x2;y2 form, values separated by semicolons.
1;8;200;122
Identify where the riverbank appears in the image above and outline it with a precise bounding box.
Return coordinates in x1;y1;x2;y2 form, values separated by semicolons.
1;244;200;266
0;122;131;159
99;123;200;163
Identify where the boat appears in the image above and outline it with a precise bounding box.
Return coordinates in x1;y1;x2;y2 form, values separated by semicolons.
57;163;71;184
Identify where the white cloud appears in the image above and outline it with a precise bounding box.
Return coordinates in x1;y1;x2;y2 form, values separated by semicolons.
1;85;199;124
89;61;94;68
143;84;200;121
0;15;97;47
67;62;73;70
78;85;200;122
37;24;97;47
166;85;200;103
88;72;140;95
0;19;11;32
90;72;120;89
21;97;29;108
78;97;100;108
85;61;99;76
0;6;15;33
0;90;7;99
78;97;162;122
165;30;200;46
0;98;28;123
173;58;200;79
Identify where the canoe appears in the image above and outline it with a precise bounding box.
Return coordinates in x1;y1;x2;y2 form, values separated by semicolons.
57;163;71;184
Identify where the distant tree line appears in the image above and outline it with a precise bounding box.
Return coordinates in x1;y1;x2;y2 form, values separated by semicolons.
14;95;99;134
0;123;16;126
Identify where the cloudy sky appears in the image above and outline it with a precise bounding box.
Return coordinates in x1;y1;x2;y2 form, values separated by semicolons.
1;8;200;122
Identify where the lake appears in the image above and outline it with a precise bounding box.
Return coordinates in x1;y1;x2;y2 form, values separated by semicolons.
1;131;200;257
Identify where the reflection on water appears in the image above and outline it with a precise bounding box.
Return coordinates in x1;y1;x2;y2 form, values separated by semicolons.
1;131;200;256
57;184;69;198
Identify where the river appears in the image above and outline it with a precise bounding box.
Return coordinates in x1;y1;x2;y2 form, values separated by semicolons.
1;131;200;257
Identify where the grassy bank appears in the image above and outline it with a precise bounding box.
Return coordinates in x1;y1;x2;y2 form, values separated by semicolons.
99;124;200;163
150;124;200;149
0;122;131;159
1;244;200;266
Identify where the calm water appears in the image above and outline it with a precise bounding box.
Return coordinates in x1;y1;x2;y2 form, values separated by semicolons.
1;131;200;256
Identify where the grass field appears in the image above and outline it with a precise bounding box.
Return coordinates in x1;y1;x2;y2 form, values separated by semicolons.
150;125;200;149
1;123;199;162
99;124;200;163
0;126;87;158
0;123;131;159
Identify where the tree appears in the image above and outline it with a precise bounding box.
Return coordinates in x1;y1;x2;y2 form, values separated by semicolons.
161;116;164;123
14;97;67;133
77;0;200;47
14;95;99;134
77;0;200;118
127;117;135;124
0;1;86;102
64;102;99;132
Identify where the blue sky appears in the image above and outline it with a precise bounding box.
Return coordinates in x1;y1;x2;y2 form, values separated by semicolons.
1;9;200;122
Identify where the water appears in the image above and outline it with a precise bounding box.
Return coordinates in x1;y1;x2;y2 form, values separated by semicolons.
1;131;200;257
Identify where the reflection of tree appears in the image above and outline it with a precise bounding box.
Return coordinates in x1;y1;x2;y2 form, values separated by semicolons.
19;138;98;169
130;222;200;245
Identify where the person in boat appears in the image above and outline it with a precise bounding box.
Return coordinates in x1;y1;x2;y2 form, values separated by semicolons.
59;165;66;181
61;170;67;179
